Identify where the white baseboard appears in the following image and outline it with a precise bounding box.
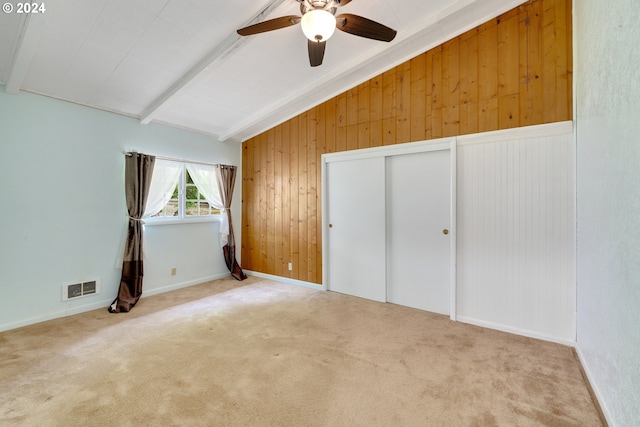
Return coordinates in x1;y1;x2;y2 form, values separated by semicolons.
245;270;325;291
141;273;231;298
243;274;579;348
0;300;112;333
456;315;576;347
0;273;232;333
574;345;615;427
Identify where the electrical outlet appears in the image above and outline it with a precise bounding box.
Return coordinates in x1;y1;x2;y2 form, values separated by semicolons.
288;262;293;271
171;267;177;276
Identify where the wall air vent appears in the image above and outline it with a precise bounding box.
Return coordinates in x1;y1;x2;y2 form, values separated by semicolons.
62;279;100;301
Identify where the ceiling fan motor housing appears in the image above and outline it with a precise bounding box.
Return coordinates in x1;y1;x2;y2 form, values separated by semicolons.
300;0;337;15
238;0;396;67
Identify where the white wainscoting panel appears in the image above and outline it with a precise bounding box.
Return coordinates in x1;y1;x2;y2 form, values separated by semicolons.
456;125;576;343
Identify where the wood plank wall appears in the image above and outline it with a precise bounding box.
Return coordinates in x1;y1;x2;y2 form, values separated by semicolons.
241;0;573;284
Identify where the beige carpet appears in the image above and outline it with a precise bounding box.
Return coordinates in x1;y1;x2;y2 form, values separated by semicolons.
1;276;603;427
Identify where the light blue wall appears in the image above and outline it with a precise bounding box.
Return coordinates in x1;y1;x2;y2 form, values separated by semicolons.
0;87;242;331
575;1;640;425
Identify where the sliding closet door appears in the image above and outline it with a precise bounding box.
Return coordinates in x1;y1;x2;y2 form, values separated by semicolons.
386;150;451;314
326;157;386;302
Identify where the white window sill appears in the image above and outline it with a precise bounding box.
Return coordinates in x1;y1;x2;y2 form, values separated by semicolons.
143;215;222;226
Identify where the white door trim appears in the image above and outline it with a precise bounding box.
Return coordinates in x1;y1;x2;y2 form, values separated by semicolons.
450;139;457;320
322;137;457;320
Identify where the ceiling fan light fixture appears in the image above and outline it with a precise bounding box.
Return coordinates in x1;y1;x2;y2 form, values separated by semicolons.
301;9;336;42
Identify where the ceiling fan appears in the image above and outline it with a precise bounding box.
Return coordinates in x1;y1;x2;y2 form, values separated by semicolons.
237;0;397;67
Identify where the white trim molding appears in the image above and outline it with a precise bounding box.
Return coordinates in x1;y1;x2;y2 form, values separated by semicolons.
574;346;615;426
457;121;574;146
245;270;325;292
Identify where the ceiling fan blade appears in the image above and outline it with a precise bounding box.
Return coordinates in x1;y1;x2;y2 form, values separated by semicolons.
335;13;397;42
308;40;326;67
335;0;355;6
237;15;301;36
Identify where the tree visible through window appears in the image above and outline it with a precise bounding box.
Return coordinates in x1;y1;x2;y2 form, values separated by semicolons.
185;170;214;216
158;185;178;217
152;168;220;219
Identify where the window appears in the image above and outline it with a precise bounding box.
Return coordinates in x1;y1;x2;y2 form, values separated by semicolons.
185;170;216;216
146;161;221;224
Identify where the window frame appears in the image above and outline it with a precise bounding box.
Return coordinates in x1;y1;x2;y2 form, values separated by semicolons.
144;163;222;226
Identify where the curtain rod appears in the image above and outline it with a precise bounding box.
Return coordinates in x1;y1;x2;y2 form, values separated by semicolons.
124;151;223;168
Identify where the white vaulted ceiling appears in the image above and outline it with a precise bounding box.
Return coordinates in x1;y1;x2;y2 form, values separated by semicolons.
0;0;525;142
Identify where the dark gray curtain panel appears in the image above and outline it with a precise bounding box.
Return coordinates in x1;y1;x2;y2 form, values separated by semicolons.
109;152;155;313
215;164;247;281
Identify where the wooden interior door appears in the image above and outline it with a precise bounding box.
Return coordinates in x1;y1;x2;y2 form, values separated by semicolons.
326;157;386;302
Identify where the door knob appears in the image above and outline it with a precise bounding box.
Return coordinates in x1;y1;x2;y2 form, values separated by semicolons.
442;229;449;235
329;224;333;228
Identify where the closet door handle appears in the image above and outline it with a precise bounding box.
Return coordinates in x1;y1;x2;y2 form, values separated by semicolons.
442;229;449;235
329;224;333;228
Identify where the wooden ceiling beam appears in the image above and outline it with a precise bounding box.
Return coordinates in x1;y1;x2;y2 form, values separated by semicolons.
139;0;290;125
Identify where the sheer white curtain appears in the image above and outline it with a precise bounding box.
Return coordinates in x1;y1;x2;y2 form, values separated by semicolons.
185;163;228;245
143;159;181;218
